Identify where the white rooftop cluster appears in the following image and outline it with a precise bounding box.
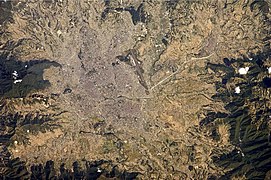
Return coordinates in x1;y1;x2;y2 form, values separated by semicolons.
238;67;249;75
267;67;271;74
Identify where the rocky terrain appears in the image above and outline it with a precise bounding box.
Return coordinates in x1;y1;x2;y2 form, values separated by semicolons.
0;0;271;179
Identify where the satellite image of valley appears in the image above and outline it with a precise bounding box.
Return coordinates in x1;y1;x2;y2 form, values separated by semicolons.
0;0;271;179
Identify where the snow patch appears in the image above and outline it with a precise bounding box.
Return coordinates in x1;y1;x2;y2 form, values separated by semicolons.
14;79;22;84
235;86;241;94
238;67;249;75
12;71;18;79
